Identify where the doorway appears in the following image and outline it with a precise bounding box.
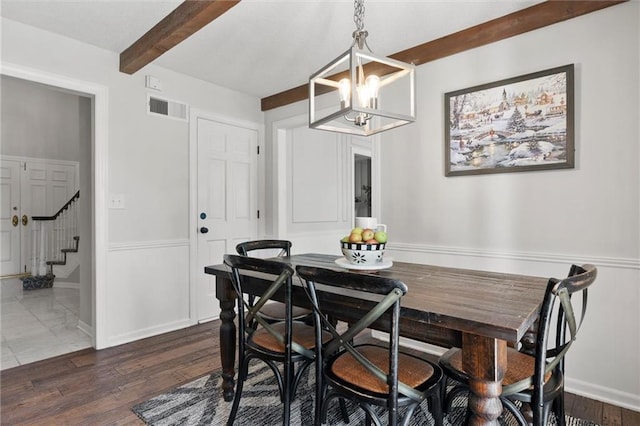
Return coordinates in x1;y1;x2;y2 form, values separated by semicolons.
1;157;79;276
354;154;372;218
0;63;108;359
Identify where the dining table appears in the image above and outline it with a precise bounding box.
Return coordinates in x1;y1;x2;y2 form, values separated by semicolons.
204;253;549;425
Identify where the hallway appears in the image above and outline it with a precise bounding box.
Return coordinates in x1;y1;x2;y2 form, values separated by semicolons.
1;278;91;370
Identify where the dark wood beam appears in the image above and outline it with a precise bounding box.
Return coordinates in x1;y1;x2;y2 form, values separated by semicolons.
120;0;240;74
261;0;626;111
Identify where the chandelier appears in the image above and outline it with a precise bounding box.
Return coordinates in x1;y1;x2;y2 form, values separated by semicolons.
309;0;416;136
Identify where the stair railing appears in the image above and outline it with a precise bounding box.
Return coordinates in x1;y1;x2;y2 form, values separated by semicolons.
31;191;80;276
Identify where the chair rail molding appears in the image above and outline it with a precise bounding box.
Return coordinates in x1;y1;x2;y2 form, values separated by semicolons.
388;242;640;271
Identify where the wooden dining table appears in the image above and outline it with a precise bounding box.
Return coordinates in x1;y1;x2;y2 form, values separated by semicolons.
205;253;549;425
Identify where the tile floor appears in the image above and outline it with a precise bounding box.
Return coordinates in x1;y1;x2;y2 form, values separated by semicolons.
1;277;92;370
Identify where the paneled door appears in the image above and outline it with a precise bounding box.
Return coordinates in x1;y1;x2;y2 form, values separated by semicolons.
0;160;21;275
196;117;258;322
0;158;77;276
22;161;77;274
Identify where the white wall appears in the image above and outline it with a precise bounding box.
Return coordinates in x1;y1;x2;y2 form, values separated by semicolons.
3;1;638;411
1;18;263;347
1;75;83;161
264;2;640;411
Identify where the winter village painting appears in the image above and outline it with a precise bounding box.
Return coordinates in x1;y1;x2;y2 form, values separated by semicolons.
445;64;574;176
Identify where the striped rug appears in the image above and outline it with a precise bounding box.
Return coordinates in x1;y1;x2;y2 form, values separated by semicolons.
133;360;599;425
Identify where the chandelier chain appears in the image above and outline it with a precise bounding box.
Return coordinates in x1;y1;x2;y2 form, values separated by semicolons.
353;0;365;31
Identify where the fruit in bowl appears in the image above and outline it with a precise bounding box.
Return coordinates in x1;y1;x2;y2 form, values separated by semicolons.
340;227;387;265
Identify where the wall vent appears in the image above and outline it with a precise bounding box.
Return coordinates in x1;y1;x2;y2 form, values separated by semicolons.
147;94;188;121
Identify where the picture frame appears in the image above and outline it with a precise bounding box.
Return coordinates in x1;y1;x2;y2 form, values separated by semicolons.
445;64;574;176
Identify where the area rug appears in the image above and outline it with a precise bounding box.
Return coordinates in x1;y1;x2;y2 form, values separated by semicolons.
133;360;599;425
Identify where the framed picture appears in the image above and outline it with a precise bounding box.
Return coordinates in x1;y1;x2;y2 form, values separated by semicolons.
445;64;574;176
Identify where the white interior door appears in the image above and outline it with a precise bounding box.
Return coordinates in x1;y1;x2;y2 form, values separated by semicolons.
1;159;22;275
196;117;258;322
0;158;78;276
21;161;77;274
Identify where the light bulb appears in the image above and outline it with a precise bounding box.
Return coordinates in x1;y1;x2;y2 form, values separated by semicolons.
357;85;370;108
365;75;380;108
339;79;351;108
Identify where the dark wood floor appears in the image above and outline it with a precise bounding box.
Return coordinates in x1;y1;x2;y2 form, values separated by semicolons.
1;321;638;425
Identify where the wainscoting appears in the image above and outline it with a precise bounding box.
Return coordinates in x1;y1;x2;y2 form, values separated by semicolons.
105;239;191;348
386;242;640;413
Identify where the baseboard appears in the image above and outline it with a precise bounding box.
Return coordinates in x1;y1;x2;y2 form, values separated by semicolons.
379;329;640;412
77;319;94;341
371;330;447;357
565;377;640;413
107;318;193;348
54;281;80;289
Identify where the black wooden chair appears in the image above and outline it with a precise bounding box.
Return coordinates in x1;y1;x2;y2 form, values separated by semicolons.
223;254;330;425
236;240;312;323
438;264;597;426
296;265;445;426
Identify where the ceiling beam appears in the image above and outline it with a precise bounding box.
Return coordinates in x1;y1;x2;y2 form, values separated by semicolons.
120;0;240;75
261;0;626;112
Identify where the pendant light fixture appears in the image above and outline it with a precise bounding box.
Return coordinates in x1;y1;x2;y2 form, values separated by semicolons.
309;0;416;136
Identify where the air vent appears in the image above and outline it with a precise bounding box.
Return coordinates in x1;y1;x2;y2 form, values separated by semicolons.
147;94;188;121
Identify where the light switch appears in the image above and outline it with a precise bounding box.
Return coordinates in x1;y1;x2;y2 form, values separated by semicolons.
109;194;125;209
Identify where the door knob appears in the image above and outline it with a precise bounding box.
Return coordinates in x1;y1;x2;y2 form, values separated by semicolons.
12;215;18;227
200;227;209;234
22;215;28;226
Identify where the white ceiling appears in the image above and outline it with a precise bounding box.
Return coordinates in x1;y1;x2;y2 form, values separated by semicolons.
0;0;544;99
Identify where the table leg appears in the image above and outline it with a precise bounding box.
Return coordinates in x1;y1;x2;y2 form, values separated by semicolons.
462;333;507;426
217;276;237;402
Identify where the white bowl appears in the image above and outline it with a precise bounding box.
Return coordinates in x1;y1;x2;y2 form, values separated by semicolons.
340;241;386;265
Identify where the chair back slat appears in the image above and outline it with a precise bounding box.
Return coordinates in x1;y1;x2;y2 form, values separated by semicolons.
503;264;597;399
296;265;407;296
236;239;292;257
296;265;425;406
225;254;316;359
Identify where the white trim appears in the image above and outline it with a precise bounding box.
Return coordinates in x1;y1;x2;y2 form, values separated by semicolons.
53;281;80;289
1;62;109;349
0;155;81;192
384;242;640;411
565;377;640;413
371;330;448;357
109;239;190;252
272;114;308;238
388;242;640;270
350;140;372;226
106;318;192;348
0;155;80;167
372;329;640;412
77;319;94;340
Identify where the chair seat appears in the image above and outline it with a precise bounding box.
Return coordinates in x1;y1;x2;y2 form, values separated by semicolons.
259;301;312;321
330;344;438;394
250;321;332;353
439;347;552;390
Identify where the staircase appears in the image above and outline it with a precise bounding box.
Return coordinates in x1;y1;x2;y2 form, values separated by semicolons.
21;191;79;290
47;235;80;273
